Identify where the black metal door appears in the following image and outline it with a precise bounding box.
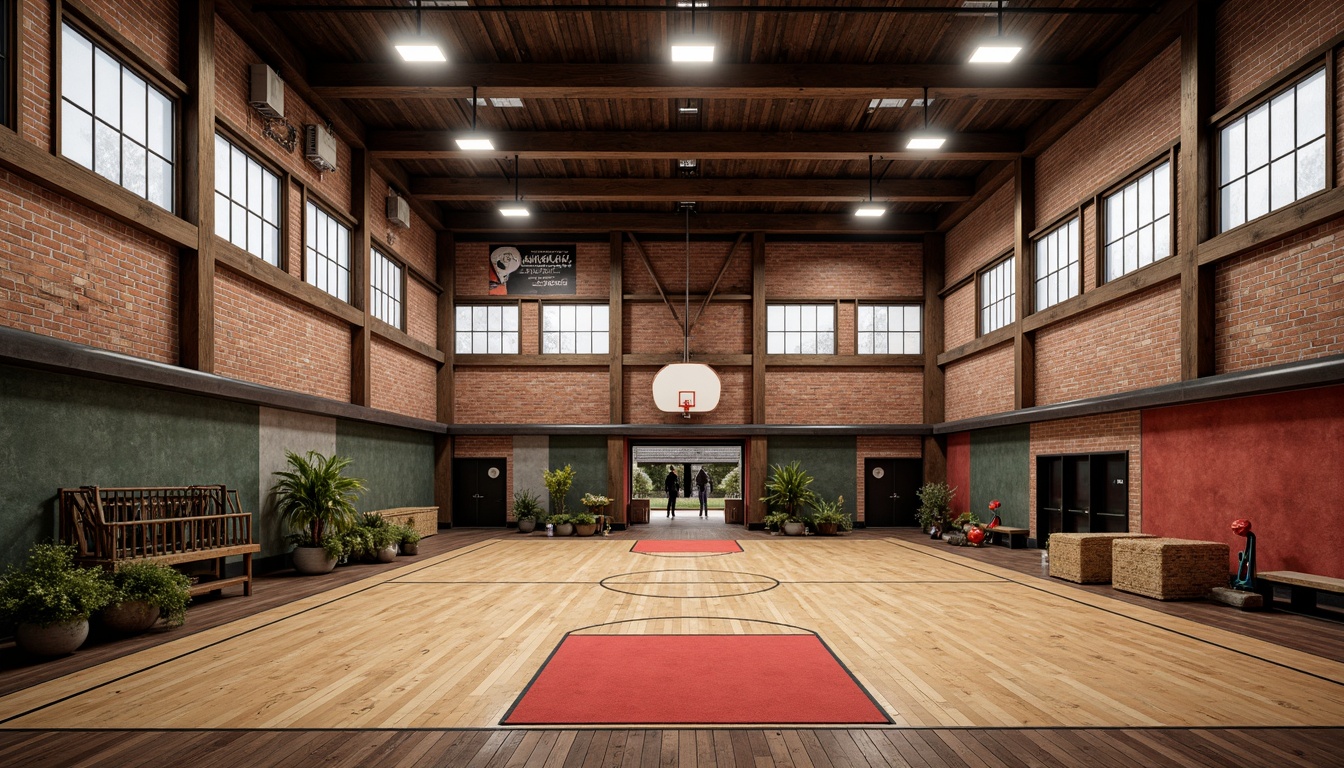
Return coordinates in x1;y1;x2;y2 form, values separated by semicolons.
864;458;922;527
1091;452;1129;533
1037;456;1064;546
1064;455;1091;533
452;458;507;527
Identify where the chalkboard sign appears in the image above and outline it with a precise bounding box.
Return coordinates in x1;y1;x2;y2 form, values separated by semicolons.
488;244;577;295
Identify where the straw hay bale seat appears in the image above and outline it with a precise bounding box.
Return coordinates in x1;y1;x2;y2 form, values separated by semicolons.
1048;533;1154;583
987;526;1029;549
1111;537;1229;600
373;507;439;538
1255;571;1344;611
60;486;260;597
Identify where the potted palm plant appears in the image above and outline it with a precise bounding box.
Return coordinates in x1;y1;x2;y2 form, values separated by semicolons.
273;450;365;575
512;489;543;533
0;543;113;656
101;560;193;633
761;461;819;535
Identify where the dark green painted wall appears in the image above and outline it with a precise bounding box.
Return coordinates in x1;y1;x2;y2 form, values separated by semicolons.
336;420;436;514
549;435;608;515
969;425;1030;528
766;436;857;522
0;364;259;568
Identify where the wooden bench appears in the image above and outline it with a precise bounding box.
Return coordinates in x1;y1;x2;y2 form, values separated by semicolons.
1256;571;1344;611
987;525;1029;549
60;486;261;597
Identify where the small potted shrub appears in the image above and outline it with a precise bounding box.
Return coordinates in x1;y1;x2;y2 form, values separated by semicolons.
542;464;576;521
576;493;609;536
571;511;599;536
273;450;365;575
397;525;422;556
811;496;851;536
764;511;790;534
358;513;400;562
512;489;543;533
0;543;113;656
102;561;193;633
761;461;818;535
549;513;574;537
916;482;956;540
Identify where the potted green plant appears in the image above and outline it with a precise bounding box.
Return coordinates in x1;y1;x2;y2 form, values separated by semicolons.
101;560;193;633
549;513;574;537
356;512;400;562
763;511;790;534
273;450;365;575
810;495;851;536
396;525;422;556
512;489;543;533
571;510;599;536
576;493;610;536
0;543;113;656
761;461;818;535
542;464;576;520
916;482;956;539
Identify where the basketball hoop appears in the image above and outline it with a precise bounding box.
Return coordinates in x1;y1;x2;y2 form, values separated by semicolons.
679;391;696;420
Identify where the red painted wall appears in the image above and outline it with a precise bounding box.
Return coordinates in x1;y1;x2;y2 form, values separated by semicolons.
946;432;971;516
1141;385;1344;579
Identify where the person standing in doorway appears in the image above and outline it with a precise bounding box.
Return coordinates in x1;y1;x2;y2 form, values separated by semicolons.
664;468;680;518
696;468;710;518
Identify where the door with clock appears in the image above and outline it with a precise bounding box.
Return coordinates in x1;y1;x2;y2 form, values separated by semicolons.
452;458;507;527
863;458;923;527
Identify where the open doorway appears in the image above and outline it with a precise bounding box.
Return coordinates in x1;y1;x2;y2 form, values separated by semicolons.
630;442;743;527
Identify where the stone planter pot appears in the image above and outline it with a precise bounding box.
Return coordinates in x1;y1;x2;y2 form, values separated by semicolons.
401;541;420;556
293;546;338;575
517;518;537;533
781;521;806;536
574;523;598;537
376;544;399;563
100;600;161;634
16;619;90;657
816;522;839;536
554;522;574;537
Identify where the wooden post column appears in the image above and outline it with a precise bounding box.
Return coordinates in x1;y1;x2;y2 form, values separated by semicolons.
607;231;626;524
434;230;456;527
179;0;215;372
748;232;767;527
922;232;947;484
1180;0;1215;380
1013;156;1036;410
350;147;372;406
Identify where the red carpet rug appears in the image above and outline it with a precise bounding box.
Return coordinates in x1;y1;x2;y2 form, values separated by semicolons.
502;634;890;725
630;540;743;553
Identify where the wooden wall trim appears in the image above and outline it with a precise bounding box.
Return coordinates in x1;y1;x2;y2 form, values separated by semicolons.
1197;185;1344;266
609;231;624;424
751;233;767;423
764;354;923;367
922;233;946;424
1014;157;1036;409
214;240;366;326
351;148;372;406
1021;257;1182;333
936;327;1014;367
370;317;444;363
179;0;215;374
448;423;933;437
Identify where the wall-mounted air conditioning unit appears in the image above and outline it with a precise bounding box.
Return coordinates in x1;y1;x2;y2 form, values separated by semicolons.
249;63;284;118
304;124;338;172
386;192;411;229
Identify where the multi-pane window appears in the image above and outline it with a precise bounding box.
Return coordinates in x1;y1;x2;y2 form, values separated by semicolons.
1219;68;1327;232
60;23;174;211
1103;162;1171;282
766;304;835;354
214;134;280;266
304;201;351;302
542;304;610;354
371;249;403;328
1034;218;1079;311
455;305;519;354
857;305;921;354
980;256;1015;334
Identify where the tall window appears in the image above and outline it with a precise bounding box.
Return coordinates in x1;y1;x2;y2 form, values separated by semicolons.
1220;68;1326;233
1104;162;1171;281
214;134;280;266
1034;218;1079;311
371;249;403;329
60;23;173;211
0;1;10;128
980;256;1015;334
857;305;921;354
542;304;610;354
455;305;519;354
767;304;835;354
304;201;350;302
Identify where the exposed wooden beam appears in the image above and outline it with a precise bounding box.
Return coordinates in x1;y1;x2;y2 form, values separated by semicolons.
370;131;1023;161
1179;0;1215;381
751;233;766;425
411;177;973;203
625;232;682;330
935;161;1014;233
1013;157;1036;410
434;230;455;527
446;212;935;234
691;234;746;331
179;0;215;373
351;148;372;407
922;232;947;487
609;232;624;425
310;63;1096;101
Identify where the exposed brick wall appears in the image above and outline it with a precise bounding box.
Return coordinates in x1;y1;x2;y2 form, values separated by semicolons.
766;242;922;298
1034;280;1181;405
765;368;923;425
624;240;751;297
946;181;1014;285
454;367;609;424
624;302;750;355
82;0;179;73
406;280;437;347
624;367;752;424
371;173;437;348
855;436;923;523
458;242;609;298
944;342;1014;422
1215;217;1344;373
453;436;513;519
370;337;436;421
1215;0;1344;111
214;269;350;402
20;1;52;146
1028;412;1143;539
943;284;976;349
0;170;177;362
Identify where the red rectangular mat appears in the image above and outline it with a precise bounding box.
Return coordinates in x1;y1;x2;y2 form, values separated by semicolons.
501;634;890;725
630;540;743;553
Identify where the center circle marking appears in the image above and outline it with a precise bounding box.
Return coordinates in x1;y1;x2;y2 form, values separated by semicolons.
599;569;780;599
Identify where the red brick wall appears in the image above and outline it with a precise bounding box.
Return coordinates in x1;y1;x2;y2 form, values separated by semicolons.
371;338;435;421
20;1;52;146
946;181;1014;285
1034;281;1181;405
625;240;751;297
944;285;976;349
1028;413;1142;539
0;170;178;362
854;436;923;523
1215;0;1344;112
767;368;922;425
766;242;922;298
406;280;437;347
82;0;178;72
1215;217;1344;373
453;436;514;519
370;173;437;348
624;302;750;355
214;269;351;401
455;367;609;424
624;367;752;424
944;342;1014;422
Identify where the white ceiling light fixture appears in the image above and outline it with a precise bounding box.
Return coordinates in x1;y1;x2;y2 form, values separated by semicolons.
456;86;495;150
498;154;529;217
905;87;946;150
969;0;1024;64
855;154;886;218
395;0;448;62
670;1;715;63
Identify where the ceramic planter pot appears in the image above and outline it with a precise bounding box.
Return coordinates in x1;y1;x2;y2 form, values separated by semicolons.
782;521;806;536
16;619;90;656
554;522;575;537
100;600;161;634
401;541;420;556
816;522;839;536
376;544;399;563
292;546;338;575
517;518;537;533
574;523;598;537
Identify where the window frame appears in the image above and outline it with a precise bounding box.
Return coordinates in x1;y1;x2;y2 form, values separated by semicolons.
370;242;406;331
213;128;284;269
302;196;354;304
1088;148;1177;288
975;251;1016;336
765;301;838;356
855;302;923;355
454;301;521;355
539;300;612;356
0;0;17;132
1030;213;1081;312
1212;60;1334;235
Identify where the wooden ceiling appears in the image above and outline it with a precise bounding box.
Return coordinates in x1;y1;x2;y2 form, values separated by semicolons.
243;0;1163;232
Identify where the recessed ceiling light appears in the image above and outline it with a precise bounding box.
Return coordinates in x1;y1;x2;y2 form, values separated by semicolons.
906;135;946;150
854;205;886;218
679;159;698;168
396;43;447;63
489;97;525;108
868;98;908;109
498;204;530;217
678;105;700;115
455;134;494;151
670;35;715;63
969;42;1022;64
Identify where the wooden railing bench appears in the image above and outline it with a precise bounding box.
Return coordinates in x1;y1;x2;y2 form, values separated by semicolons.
60;485;260;597
1256;571;1344;611
987;526;1029;549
